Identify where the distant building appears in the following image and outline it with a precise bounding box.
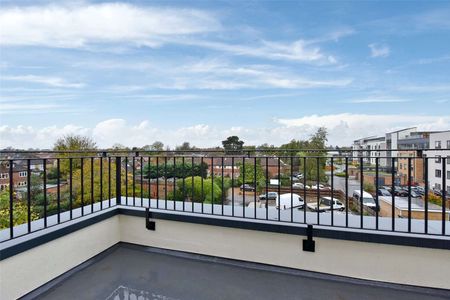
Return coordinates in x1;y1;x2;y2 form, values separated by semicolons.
425;131;450;191
353;127;450;189
0;161;28;191
397;150;425;186
352;136;386;166
385;127;417;168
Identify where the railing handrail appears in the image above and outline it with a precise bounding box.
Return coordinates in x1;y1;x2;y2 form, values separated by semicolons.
0;148;449;155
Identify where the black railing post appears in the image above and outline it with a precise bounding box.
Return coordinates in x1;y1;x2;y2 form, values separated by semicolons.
303;224;315;252
9;160;14;239
116;157;122;205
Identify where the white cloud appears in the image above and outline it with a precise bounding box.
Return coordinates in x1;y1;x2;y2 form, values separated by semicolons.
346;97;409;104
0;3;340;64
0;124;90;149
160;60;352;90
186;39;335;64
2;114;450;149
0;103;62;111
368;43;390;58
92;59;351;91
416;8;450;30
0;3;220;48
2;75;84;88
398;84;450;92
277;113;450;145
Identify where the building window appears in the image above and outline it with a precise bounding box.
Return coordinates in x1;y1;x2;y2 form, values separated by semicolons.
435;156;441;163
0;184;9;190
0;173;9;179
19;171;27;177
435;183;441;190
17;181;27;187
435;141;441;149
435;170;442;178
447;171;450;179
447;140;450;149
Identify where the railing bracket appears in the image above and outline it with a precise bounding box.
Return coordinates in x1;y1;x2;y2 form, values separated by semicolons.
146;208;156;231
303;224;315;252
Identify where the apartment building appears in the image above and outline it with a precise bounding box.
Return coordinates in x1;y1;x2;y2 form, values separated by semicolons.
397;150;425;186
395;131;432;186
352;136;387;166
385;127;417;168
353;128;450;189
425;131;450;191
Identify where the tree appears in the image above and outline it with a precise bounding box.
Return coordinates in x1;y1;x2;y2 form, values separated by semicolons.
70;158;137;207
222;136;244;154
298;152;328;183
296;128;329;183
53;135;98;177
0;189;39;229
142;161;207;179
54;134;97;151
176;142;195;151
309;127;328;149
172;176;222;204
111;143;128;150
151;141;164;151
236;160;266;191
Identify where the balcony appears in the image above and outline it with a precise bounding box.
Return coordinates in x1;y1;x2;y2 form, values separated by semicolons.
1;150;450;299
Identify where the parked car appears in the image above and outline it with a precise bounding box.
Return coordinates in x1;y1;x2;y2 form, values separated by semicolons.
377;188;391;197
310;184;330;190
353;190;378;211
307;197;345;212
292;172;303;178
393;187;409;197
240;184;256;192
276;193;304;210
292;182;310;189
259;192;278;201
412;186;425;196
432;188;442;197
409;190;421;198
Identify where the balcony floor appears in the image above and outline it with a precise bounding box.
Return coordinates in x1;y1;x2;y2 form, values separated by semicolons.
29;243;448;300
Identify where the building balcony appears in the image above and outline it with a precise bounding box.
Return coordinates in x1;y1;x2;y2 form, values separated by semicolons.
1;150;449;299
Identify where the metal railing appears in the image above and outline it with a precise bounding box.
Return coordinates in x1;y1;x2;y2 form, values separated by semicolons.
0;149;449;242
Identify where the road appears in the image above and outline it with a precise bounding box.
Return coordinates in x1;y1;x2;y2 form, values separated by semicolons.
327;172;361;196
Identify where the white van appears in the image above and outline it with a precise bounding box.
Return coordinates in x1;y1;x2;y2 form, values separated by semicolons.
276;193;304;210
352;190;378;211
307;197;345;212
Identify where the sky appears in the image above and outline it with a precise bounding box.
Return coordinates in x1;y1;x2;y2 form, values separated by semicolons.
1;0;450;149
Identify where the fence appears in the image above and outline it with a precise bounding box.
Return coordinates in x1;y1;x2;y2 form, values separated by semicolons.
0;149;449;242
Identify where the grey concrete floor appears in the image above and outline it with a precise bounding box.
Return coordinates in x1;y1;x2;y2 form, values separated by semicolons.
33;244;449;300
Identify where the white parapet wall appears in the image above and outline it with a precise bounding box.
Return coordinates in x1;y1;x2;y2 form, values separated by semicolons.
1;212;450;299
119;214;450;290
0;216;121;300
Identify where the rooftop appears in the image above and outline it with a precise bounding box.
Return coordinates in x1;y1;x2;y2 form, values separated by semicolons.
26;243;448;300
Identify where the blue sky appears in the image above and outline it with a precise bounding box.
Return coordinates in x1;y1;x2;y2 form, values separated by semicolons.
1;0;450;148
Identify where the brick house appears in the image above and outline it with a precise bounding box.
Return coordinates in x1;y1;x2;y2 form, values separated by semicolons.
0;161;28;191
